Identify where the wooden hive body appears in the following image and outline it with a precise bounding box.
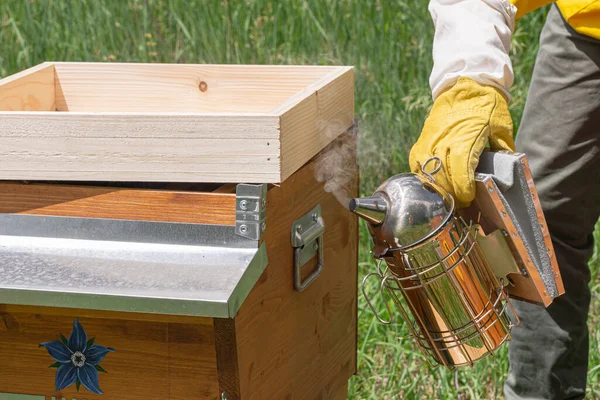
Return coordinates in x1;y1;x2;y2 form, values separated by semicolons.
0;63;358;399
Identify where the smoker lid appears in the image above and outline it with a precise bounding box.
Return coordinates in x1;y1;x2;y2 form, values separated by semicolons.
374;173;454;249
0;214;268;318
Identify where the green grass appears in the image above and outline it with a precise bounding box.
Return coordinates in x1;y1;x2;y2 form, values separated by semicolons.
1;1;598;398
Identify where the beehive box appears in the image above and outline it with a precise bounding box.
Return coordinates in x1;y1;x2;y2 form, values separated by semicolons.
0;63;358;400
0;62;353;183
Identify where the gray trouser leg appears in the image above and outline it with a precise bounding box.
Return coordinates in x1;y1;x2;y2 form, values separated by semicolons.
504;5;600;400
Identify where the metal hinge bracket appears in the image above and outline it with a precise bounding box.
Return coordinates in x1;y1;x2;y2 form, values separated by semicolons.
291;205;326;291
235;184;267;240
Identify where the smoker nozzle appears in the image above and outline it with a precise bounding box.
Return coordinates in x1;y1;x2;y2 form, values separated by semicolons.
349;195;388;225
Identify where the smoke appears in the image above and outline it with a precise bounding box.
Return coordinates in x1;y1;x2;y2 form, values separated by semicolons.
314;115;400;210
314;118;357;209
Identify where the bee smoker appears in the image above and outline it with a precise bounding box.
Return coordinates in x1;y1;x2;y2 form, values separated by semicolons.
352;153;564;368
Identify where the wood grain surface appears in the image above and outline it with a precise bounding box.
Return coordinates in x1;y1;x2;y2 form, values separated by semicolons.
0;182;236;225
279;67;354;182
0;63;55;111
0;305;219;399
53;62;341;113
0;113;281;183
460;179;551;306
232;131;359;399
0;62;354;183
332;383;349;400
213;318;241;399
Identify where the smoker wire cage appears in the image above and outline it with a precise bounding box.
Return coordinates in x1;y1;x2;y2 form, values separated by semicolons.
363;217;519;368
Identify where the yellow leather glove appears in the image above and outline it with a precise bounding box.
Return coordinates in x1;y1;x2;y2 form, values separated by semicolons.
409;77;515;208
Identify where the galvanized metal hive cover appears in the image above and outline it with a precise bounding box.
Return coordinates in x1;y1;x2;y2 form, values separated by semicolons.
0;214;268;318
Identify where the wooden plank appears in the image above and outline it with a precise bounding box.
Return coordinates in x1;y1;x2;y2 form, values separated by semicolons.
0;62;354;184
233;132;358;399
0;305;219;399
269;67;350;114
0;182;236;225
0;113;281;182
460;175;555;306
212;183;238;194
167;322;219;400
332;383;349;400
0;304;214;325
213;318;241;399
0;112;281;139
53;62;340;113
0;63;55;111
279;67;354;182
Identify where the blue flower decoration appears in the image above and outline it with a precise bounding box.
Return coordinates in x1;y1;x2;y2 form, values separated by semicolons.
40;318;115;394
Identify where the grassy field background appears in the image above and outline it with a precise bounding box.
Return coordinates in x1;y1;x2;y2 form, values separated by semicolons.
1;1;598;398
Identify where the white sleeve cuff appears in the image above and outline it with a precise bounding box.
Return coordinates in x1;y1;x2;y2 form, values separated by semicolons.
428;0;517;100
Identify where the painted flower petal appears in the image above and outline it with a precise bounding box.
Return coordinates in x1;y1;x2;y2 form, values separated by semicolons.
84;344;115;365
39;340;72;363
78;363;103;395
68;318;88;353
55;363;78;391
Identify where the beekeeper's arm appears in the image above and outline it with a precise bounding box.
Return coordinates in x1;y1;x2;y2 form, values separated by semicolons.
409;0;553;208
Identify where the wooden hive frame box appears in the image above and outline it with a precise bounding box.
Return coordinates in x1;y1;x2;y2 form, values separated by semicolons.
0;62;354;184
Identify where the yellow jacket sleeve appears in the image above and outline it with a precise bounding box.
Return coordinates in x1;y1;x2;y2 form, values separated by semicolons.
511;0;555;19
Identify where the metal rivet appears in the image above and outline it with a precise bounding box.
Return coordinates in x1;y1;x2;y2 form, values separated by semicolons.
488;186;495;192
501;230;508;237
296;225;303;233
261;222;267;232
221;392;229;400
521;268;528;276
261;198;267;207
312;213;318;221
239;200;248;210
239;224;248;234
313;242;319;251
501;210;507;217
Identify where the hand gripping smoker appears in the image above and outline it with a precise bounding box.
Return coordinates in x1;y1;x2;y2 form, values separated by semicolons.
351;151;565;368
